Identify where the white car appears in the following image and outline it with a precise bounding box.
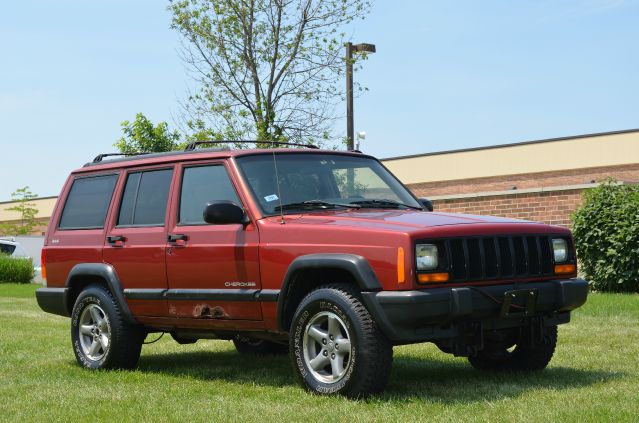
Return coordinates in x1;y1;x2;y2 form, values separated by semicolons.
0;238;29;258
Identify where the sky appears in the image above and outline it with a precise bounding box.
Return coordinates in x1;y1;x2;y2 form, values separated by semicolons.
1;0;638;200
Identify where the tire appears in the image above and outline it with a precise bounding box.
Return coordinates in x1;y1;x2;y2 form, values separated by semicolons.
71;284;145;370
468;325;558;371
233;336;288;355
289;284;393;398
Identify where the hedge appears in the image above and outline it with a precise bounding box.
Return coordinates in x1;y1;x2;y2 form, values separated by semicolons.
0;254;34;284
571;180;639;293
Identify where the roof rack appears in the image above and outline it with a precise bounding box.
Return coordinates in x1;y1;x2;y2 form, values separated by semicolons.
92;152;150;163
84;147;233;167
184;140;319;151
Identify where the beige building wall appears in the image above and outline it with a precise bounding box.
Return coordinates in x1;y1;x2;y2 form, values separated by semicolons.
383;129;639;185
0;197;57;222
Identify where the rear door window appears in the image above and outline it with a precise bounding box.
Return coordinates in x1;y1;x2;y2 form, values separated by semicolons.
179;165;241;225
0;243;16;255
59;174;119;229
117;169;173;226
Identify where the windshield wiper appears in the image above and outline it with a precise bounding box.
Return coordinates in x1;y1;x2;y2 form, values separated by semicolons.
274;200;361;212
350;199;422;210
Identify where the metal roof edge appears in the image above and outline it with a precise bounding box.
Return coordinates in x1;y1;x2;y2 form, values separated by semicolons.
381;128;639;162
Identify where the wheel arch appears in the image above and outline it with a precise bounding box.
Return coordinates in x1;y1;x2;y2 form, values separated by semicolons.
65;263;137;324
276;254;382;331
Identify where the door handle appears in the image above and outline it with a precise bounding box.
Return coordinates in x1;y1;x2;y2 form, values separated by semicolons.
168;234;188;246
107;235;126;247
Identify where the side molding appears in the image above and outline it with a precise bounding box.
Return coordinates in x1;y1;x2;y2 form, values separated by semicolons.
65;263;137;324
122;288;280;302
276;253;382;330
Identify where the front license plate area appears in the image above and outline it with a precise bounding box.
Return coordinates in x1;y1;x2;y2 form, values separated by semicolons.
500;289;538;318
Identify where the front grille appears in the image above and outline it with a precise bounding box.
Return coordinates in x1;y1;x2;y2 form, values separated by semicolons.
444;235;555;282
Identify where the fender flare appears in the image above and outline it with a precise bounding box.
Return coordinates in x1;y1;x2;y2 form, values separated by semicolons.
65;263;137;324
276;253;382;330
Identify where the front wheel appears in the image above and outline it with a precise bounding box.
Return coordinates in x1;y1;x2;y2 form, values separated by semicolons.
289;284;392;398
468;325;558;371
71;285;144;370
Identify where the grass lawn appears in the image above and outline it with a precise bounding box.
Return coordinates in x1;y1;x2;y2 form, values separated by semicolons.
1;284;638;422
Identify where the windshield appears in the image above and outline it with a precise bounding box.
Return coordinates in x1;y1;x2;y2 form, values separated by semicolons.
235;153;421;215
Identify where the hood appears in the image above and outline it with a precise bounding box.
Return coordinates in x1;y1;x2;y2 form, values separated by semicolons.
267;209;541;232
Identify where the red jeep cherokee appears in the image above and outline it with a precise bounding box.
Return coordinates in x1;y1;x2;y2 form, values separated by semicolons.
36;144;588;397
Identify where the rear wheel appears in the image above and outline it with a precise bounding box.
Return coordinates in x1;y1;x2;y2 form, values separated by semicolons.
289;284;393;398
468;325;558;371
71;285;145;370
233;336;288;355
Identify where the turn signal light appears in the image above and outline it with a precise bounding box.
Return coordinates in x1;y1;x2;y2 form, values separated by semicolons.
554;264;576;275
41;249;47;282
417;273;450;284
397;247;405;284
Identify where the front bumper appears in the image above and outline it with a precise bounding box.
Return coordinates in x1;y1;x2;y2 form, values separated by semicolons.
361;278;588;344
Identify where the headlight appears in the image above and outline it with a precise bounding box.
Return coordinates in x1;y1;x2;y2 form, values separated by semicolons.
416;244;438;271
552;238;568;262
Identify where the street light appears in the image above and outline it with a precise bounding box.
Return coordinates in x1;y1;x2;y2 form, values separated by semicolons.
345;42;376;150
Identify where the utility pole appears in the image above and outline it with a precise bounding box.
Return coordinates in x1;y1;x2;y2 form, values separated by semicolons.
345;43;376;150
346;42;354;151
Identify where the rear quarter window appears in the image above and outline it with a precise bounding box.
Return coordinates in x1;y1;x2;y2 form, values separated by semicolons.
58;174;119;230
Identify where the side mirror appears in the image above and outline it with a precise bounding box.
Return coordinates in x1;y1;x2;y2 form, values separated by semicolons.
418;198;434;212
203;201;248;225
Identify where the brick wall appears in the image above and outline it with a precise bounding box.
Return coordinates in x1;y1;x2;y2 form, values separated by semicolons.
430;189;583;227
404;164;639;228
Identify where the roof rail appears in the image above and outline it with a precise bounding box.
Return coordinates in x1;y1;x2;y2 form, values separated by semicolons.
92;152;150;163
184;140;319;151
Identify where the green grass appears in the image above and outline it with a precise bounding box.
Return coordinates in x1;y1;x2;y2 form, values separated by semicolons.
1;284;637;422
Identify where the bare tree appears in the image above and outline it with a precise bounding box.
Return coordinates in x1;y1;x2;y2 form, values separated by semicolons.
169;0;370;145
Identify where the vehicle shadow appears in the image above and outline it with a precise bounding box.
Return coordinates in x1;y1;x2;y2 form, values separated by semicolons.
383;355;622;402
135;349;623;403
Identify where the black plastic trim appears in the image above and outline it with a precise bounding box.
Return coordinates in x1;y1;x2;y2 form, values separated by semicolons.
35;288;70;317
276;253;382;330
64;263;137;324
122;289;166;300
166;289;258;301
361;278;589;344
122;288;280;302
255;289;280;301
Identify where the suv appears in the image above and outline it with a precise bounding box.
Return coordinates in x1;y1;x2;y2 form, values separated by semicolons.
36;145;588;397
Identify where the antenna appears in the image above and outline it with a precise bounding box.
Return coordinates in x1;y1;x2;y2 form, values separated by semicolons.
272;151;285;224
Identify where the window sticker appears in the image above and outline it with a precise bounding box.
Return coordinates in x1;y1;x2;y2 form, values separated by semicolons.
264;194;279;202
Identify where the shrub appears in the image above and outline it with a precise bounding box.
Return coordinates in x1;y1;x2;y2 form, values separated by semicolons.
571;180;639;293
0;254;33;284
